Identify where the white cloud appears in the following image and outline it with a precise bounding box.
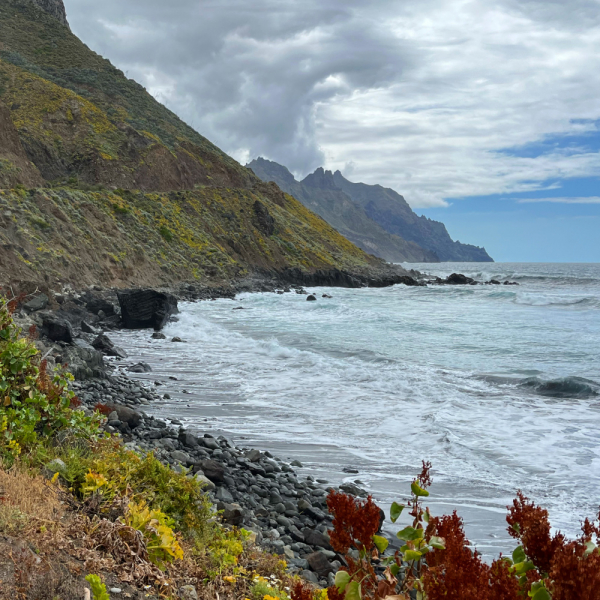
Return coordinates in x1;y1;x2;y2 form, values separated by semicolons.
516;197;600;204
65;0;600;208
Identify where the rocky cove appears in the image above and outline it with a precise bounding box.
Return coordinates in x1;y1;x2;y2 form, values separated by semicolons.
10;282;390;590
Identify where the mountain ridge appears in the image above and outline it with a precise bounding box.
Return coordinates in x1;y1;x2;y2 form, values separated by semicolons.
247;158;439;263
248;158;493;263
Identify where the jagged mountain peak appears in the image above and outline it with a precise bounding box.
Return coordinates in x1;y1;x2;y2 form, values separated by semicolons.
302;167;340;190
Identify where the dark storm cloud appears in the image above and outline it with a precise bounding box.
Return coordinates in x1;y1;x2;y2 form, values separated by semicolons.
65;0;600;207
67;0;409;174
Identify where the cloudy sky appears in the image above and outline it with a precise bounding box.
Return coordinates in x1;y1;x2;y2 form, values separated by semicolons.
66;0;600;261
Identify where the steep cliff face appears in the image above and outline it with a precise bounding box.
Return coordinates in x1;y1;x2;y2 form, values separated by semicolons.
27;0;69;28
332;171;493;262
248;158;439;263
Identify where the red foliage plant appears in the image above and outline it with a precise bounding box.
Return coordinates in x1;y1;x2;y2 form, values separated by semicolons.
423;511;519;600
94;403;113;416
507;491;565;574
326;490;382;598
326;490;382;554
291;580;315;600
27;324;37;340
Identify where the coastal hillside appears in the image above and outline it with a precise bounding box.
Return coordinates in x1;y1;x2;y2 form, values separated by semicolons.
0;0;404;289
248;158;438;263
248;158;493;263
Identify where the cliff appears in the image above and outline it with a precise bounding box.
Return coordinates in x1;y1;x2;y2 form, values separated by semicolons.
248;158;439;263
331;171;493;262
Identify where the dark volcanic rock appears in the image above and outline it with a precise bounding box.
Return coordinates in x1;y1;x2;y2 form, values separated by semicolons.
303;528;332;550
92;334;128;358
306;295;317;301
306;551;335;577
252;200;276;236
105;404;142;429
445;273;474;285
23;294;49;312
198;459;226;484
127;362;152;373
86;296;116;317
117;289;178;331
42;314;74;343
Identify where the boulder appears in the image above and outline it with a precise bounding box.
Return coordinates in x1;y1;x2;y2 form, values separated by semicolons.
152;332;166;339
306;551;335;577
92;334;128;359
86;296;116;317
306;295;317;301
215;487;234;503
23;294;49;313
303;528;333;550
55;343;105;380
198;459;226;483
127;362;152;373
246;449;262;462
117;289;178;330
81;320;100;334
179;432;200;448
445;273;474;285
105;404;142;429
220;502;244;526
42;315;74;343
340;482;368;498
194;473;216;491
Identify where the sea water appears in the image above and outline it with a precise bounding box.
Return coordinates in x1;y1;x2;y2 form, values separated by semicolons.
112;262;600;559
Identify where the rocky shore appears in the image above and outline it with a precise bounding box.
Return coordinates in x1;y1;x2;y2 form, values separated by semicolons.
7;269;520;588
11;283;382;589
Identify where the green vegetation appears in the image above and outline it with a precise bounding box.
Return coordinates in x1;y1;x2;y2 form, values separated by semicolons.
0;299;282;598
0;185;373;288
85;575;110;600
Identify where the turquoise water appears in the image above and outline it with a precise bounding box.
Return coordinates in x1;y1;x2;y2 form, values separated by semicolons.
114;263;600;559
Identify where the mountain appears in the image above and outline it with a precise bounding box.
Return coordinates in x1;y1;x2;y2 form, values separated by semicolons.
331;171;493;262
247;158;438;263
248;158;493;263
0;0;410;289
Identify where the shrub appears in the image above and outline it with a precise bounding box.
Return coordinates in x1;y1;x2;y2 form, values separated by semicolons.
79;439;213;537
85;575;110;600
330;462;600;600
159;225;174;242
0;298;101;461
124;500;183;568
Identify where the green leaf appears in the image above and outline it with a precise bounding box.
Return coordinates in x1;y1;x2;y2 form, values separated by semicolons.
404;549;422;561
529;582;551;600
411;481;429;497
397;526;424;541
584;540;597;557
514;560;535;576
335;570;351;593
429;536;445;550
390;502;405;523
373;535;389;554
512;545;526;564
345;581;361;600
390;563;400;576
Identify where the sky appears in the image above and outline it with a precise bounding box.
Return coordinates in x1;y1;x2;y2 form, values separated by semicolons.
65;0;600;262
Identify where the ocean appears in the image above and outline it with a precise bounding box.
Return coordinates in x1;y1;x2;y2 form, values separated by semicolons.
112;262;600;560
